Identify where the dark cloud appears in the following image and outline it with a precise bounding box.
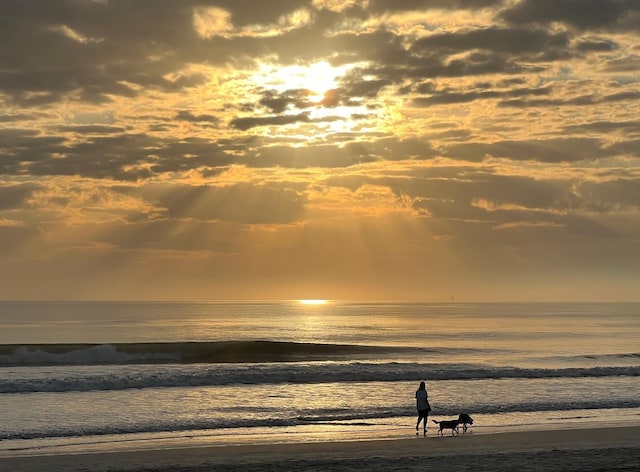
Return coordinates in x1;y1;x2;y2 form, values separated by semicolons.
0;1;225;104
578;179;640;210
230;112;311;130
444;138;608;163
25;133;157;181
559;120;640;136
339;74;393;99
238;136;438;169
412;85;552;106
366;0;503;13
407;172;574;214
575;38;620;52
176;111;220;124
0;113;37;122
604;56;640;72
501;0;640;31
55;125;127;134
607;139;640;157
0;129;66;174
411;27;571;56
257;89;316;113
247;84;370;117
499;90;640;109
352;26;567;83
0;183;39;210
371;54;539;83
1;131;236;180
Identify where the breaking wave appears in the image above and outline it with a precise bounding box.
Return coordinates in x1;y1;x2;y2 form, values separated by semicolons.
2;360;638;394
0;341;419;366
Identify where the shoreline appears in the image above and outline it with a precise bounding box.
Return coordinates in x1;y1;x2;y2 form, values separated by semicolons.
1;426;638;472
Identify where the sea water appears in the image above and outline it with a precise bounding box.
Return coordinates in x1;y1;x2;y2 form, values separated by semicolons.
0;301;638;456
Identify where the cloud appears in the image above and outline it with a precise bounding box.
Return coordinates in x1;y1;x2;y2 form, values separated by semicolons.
412;85;552;106
498;90;640;108
559;120;640;135
411;27;571;56
0;183;39;210
366;0;503;13
135;182;307;225
1;0;639;300
193;6;233;39
577;178;640;211
574;37;620;52
176;111;220;125
444;138;609;163
501;0;640;31
230;112;312;130
257;89;317;113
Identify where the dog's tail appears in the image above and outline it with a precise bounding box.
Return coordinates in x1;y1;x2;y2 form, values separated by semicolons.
432;420;440;424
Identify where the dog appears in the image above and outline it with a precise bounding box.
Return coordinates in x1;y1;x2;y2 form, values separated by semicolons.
432;414;474;436
432;419;460;436
458;413;474;433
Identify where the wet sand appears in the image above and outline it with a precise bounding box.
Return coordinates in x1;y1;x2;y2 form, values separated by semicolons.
2;426;638;472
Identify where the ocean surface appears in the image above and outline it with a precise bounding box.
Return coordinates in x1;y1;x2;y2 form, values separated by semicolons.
0;301;638;456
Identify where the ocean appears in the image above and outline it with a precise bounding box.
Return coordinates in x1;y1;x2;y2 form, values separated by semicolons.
1;301;638;456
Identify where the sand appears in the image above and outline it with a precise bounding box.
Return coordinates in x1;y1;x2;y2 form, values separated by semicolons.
1;426;638;472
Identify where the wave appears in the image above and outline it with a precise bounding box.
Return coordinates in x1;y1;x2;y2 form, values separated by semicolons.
3;342;638;368
0;341;423;366
582;353;640;360
2;400;639;441
1;361;638;394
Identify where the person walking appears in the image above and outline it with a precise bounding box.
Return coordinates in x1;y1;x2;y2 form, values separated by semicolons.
415;381;431;436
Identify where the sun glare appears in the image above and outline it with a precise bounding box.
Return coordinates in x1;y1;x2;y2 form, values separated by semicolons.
248;60;376;137
254;61;347;102
298;299;329;305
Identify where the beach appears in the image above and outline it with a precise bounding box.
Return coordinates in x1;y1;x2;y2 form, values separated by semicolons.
2;426;639;472
2;302;639;471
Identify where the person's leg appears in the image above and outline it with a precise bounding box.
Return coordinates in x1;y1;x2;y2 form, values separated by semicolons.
416;412;425;433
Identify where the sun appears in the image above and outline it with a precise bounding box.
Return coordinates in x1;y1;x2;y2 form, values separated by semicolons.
298;299;329;305
248;60;372;136
253;61;348;103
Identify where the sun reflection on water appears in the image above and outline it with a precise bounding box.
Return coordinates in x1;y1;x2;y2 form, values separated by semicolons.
297;299;329;305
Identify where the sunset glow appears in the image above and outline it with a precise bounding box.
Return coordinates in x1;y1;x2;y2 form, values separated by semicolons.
1;1;639;302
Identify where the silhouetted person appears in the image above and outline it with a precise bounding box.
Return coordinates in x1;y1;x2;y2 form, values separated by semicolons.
415;381;431;436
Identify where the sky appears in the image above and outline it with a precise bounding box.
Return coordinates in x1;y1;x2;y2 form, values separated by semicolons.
1;0;639;302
